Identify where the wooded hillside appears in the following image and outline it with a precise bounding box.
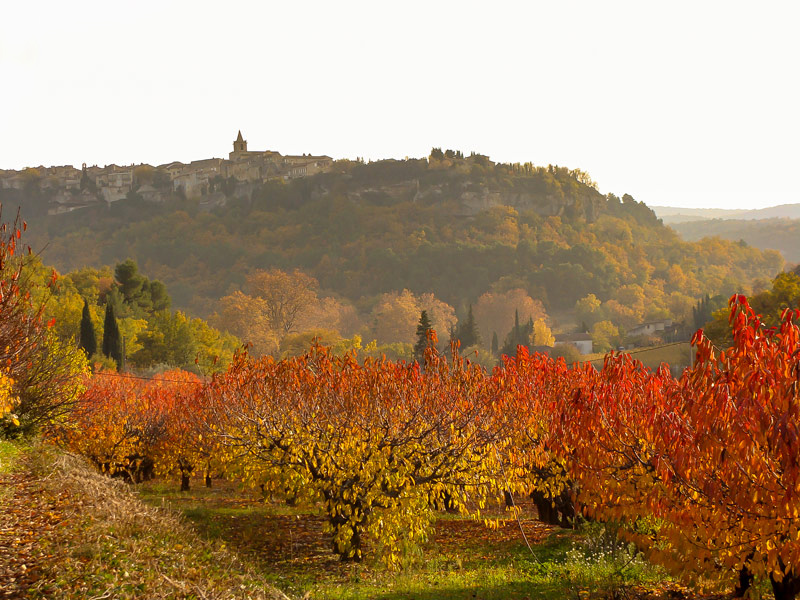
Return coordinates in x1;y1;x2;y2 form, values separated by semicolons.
5;153;784;346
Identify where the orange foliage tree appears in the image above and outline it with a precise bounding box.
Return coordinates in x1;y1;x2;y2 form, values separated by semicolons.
148;370;213;491
48;372;159;480
553;296;800;599
204;342;503;565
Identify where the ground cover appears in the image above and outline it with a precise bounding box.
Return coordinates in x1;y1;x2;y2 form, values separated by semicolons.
0;439;288;599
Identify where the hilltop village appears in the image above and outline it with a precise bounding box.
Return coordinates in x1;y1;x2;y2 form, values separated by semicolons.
0;132;333;214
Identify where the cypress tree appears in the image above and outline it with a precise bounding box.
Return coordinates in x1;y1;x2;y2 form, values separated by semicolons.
78;298;97;358
501;309;531;357
456;304;480;348
102;302;123;370
491;331;499;356
414;310;433;362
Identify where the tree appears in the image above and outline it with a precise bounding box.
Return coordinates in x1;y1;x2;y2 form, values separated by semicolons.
549;343;581;363
575;294;603;329
215;291;276;356
370;290;456;347
48;371;158;481
552;295;800;599
498;315;552;355
474;289;547;350
413;310;433;362
296;297;361;337
418;293;457;343
453;304;480;349
531;318;555;346
149;370;210;491
113;259;172;315
115;259;148;310
501;310;521;355
205;345;501;565
591;320;620;353
279;329;342;358
371;290;426;345
102;302;123;369
0;213;89;435
78;298;97;358
246;268;318;336
491;332;498;356
148;280;171;312
8;329;88;435
705;272;800;347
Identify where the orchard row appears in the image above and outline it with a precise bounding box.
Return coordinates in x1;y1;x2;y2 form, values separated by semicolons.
48;300;800;599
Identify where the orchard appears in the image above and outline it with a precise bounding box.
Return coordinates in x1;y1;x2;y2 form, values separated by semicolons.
30;288;800;598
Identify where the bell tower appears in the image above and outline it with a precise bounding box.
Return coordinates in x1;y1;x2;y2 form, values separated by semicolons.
233;130;247;155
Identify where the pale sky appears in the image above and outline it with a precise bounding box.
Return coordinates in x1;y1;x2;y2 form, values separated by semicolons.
1;1;798;209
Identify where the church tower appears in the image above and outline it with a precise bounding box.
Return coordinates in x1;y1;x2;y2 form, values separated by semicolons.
233;130;247;155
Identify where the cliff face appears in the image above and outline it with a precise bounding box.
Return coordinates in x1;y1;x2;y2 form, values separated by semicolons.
319;173;604;222
455;188;601;221
340;181;604;223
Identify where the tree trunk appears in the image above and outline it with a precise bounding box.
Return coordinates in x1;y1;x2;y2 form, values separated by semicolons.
330;523;363;562
554;492;576;528
180;473;190;492
771;573;800;600
530;490;561;526
733;565;753;598
440;490;459;513
205;472;212;488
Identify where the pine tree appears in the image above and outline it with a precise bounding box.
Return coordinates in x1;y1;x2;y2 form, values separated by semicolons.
102;302;123;370
414;310;433;362
78;298;97;358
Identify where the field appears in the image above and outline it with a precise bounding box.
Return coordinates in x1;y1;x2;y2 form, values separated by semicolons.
586;342;694;373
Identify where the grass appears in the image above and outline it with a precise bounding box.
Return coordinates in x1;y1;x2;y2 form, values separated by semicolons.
136;476;674;600
0;436;23;473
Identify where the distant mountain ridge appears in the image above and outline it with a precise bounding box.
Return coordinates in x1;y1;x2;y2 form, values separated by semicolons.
651;203;800;224
672;218;800;263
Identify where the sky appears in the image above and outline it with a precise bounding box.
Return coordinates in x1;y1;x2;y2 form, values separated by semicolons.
1;1;798;210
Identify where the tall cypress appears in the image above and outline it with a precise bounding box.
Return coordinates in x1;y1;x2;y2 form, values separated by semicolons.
456;304;480;348
78;298;97;358
102;302;123;370
501;309;531;357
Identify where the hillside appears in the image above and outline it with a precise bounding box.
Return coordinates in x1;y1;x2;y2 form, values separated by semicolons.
2;154;785;339
672;218;800;263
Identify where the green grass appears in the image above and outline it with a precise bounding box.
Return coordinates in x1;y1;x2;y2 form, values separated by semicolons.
137;477;671;600
0;437;23;474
